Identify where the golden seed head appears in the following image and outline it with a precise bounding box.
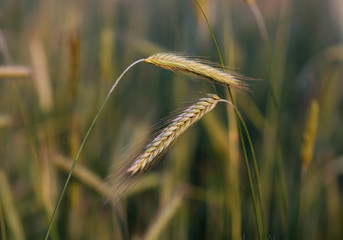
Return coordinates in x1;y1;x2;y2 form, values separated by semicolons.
144;53;246;89
301;99;319;172
127;94;221;174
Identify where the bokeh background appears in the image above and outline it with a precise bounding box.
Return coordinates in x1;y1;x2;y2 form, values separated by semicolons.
1;0;343;239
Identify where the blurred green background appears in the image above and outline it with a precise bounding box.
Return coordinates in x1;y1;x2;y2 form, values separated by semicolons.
0;0;342;239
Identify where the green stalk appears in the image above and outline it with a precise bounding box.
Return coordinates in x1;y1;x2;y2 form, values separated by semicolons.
292;170;305;240
245;0;278;110
0;198;7;240
44;59;144;240
220;99;266;234
195;0;266;239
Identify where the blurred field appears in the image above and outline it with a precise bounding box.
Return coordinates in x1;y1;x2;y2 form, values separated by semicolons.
1;0;343;239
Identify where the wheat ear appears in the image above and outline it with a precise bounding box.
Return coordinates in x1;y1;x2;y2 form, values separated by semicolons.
144;53;246;89
301;99;319;172
127;94;221;174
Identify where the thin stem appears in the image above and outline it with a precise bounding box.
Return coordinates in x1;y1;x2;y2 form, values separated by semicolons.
195;0;265;239
44;58;144;240
222;100;266;238
246;0;278;110
247;1;271;53
220;101;262;239
242;116;267;240
0;201;7;240
109;59;145;93
228;90;264;240
223;100;266;236
292;170;305;240
195;0;224;68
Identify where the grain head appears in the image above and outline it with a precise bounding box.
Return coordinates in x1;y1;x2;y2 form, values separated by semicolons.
144;53;247;89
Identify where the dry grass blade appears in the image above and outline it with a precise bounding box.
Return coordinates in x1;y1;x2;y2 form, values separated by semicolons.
53;153;161;199
0;66;31;79
0;169;25;240
29;36;53;112
143;186;187;240
127;94;221;174
144;53;246;89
